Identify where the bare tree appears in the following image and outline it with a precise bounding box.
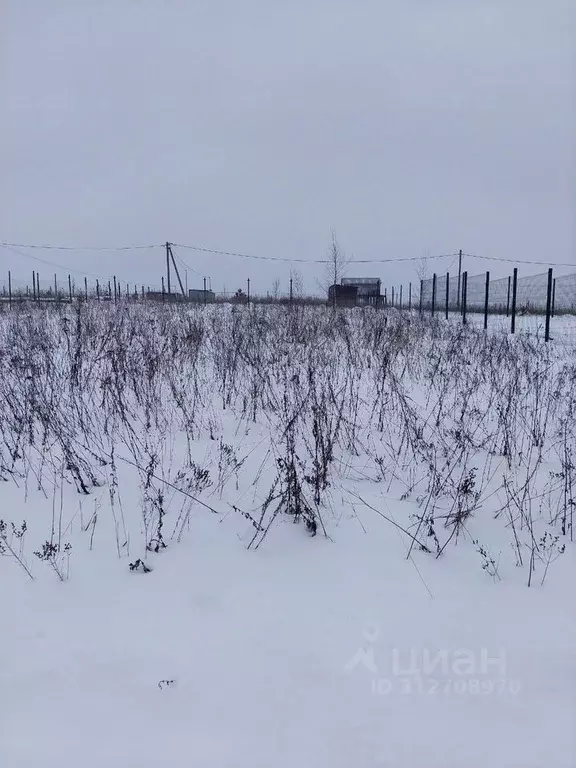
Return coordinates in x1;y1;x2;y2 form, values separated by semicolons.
291;268;304;299
325;232;348;309
416;249;430;283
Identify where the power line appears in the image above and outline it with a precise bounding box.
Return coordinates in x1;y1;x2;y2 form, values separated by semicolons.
1;238;571;268
463;253;574;268
0;241;158;252
0;243;112;280
1;239;459;265
172;242;459;264
0;243;136;284
170;246;209;280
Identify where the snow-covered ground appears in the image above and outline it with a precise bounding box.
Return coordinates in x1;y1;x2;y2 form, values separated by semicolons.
1;304;575;767
431;309;576;345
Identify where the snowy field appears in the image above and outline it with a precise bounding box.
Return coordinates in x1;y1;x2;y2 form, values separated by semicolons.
434;309;576;346
1;303;575;768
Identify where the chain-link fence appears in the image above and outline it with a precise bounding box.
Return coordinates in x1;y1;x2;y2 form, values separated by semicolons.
420;270;576;315
417;267;576;343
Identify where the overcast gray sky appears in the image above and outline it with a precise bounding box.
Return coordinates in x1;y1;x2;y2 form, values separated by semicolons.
1;0;573;295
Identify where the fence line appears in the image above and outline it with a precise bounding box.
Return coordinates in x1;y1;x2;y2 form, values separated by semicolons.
1;265;574;342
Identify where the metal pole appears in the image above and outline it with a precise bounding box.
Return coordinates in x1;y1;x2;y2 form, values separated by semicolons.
545;268;553;342
84;276;88;302
408;282;412;311
431;274;437;316
8;271;11;308
68;274;73;303
247;278;250;304
445;272;449;320
462;272;468;325
510;268;518;334
483;271;490;330
203;276;207;305
419;279;423;314
457;249;462;310
399;284;403;310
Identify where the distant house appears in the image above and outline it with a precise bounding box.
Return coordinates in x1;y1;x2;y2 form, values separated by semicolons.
146;291;184;302
328;283;358;307
328;278;381;307
189;288;215;304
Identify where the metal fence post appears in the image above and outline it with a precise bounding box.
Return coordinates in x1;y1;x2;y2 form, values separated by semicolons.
545;268;553;342
408;282;412;311
445;272;449;319
419;279;423;314
431;273;437;316
483;271;490;330
510;268;518;334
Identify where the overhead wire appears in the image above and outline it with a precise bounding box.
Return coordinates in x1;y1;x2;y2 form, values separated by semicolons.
0;243;116;281
1;240;572;268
